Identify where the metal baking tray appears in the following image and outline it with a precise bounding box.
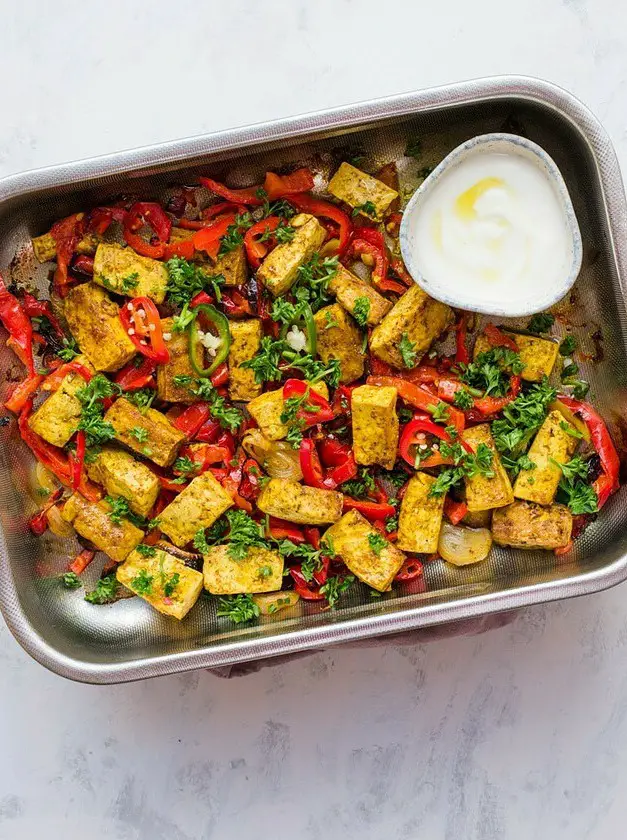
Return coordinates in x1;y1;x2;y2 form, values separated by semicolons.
1;75;626;683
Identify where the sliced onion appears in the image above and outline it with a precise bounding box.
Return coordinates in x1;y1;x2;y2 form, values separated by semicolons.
320;238;340;257
438;521;492;566
45;505;75;538
28;461;60;502
462;509;492;529
242;430;272;464
253;591;300;616
242;430;303;481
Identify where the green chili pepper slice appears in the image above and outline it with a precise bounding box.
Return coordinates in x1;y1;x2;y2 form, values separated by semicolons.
189;304;231;377
279;302;317;355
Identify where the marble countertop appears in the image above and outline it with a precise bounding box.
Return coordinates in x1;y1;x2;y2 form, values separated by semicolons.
2;1;627;837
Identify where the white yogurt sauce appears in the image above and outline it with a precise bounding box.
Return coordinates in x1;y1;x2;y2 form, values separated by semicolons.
410;151;572;311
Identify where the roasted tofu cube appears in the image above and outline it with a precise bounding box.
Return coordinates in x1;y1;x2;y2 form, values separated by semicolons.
351;384;399;470
327;162;399;221
324;510;406;591
158;471;233;547
328;265;393;326
61;493;144;563
473;332;559;382
257;478;343;525
247;381;329;441
462;424;514;512
396;473;445;553
64;282;136;372
257;213;326;296
92;243;168;303
514;410;579;505
86;446;159;518
314;303;365;384
202;545;283;594
28;358;94;447
492;501;573;549
228;319;263;402
370;284;453;369
32;217;99;263
156;317;203;404
117;544;204;619
105;398;185;467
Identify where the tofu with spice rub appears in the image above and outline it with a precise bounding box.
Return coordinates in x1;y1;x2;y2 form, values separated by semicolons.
202;545;283;595
327;163;398;221
369;284;453;369
61;493;144;563
351;384;399;470
314;303;365;384
257;213;325;296
328;265;393;326
92;243;168;303
28;355;95;447
492;500;573;549
247;381;329;441
105;398;185;467
117;545;204;619
397;473;445;553
86;446;159;518
324;510;406;591
158;471;233;547
461;424;514;512
514;410;579;505
31;215;100;263
473;332;558;382
228;319;263;401
64;282;136;372
157;317;203;404
257;478;343;525
169;228;247;286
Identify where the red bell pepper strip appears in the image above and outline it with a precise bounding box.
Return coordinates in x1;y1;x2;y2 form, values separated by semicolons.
319;437;353;468
263;168;315;200
69;548;96;576
289;566;327;600
367;375;465;432
290;194;353;255
220;289;254;318
123;202;172;259
331;385;355;417
50;213;85;297
86;206;128;236
209;362;229;388
28;487;64;535
71;254;95;275
158;475;188;493
202;202;248;221
238;458;263;502
303;526;321;549
300;438;357;489
21;293;65;339
191;214;238;261
183;442;232;470
394;558;424;582
193;416;222;443
558;396;620;509
172;402;212;438
69;430;86;490
244;216;281;269
399;415;470;469
455;313;470;365
5;374;44;413
342;497;396;520
444;497;468;525
189;290;214;309
282;379;334;427
437;378;466;403
119;297;170;364
389;258;413;287
483;323;518;351
267;517;306;543
199;177;264;206
43;361;93;392
114;357;157;391
163;238;195;261
473;375;521;416
0;274;35;375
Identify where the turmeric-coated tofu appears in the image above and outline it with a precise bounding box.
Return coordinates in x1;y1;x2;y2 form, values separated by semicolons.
461;424;514;512
105;398;185;467
351;385;399;470
257;478;343;525
28;358;94;447
396;473;445;553
202;545;284;595
64;282;136;372
157;317;203;404
328;265;393;326
86;446;159;518
473;332;558;382
257;213;326;296
327;163;399;221
228;319;263;402
158;471;233;547
492;501;573;550
61;493;144;563
513;410;579;505
314;303;365;384
370;284;453;369
247;381;329;441
117;545;204;619
324;510;406;591
32;216;100;263
93;243;168;303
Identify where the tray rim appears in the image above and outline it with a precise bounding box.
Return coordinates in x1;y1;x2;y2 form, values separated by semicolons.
1;74;626;683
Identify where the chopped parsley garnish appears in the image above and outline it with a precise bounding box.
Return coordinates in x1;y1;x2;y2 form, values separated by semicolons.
352;296;371;327
385;514;399;533
84;575;118;604
166;256;224;307
458;347;524;397
561;362;579;381
130;426;149;443
58;337;80;362
172;376;243;432
218;213;254;257
119;272;139;294
261;221;295;244
105;495;132;525
240;335;340;387
291;254;339;312
217;594;260;624
136;544;157;558
560;420;583;439
225;510;269;560
268;199;297;219
368;532;387;556
527;313;555;334
163;572;180;597
76;374;120;446
340;467;375;499
173;456;200;477
352;201;377;218
193;528;211;554
431;402;450;423
131;568;154;596
125;388;156;412
553;457;598;514
320;575;354;608
501;453;537;478
258;565;273;579
453;389;474;410
61;571;82;589
491;379;557;458
428;443;495;498
559;335;577;356
399;332;418;368
276;539;323;582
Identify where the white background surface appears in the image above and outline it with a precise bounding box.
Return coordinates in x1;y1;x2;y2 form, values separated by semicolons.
1;1;627;837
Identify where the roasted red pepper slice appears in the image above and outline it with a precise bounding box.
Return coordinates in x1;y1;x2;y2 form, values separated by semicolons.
399;415;465;469
300;438;338;490
455;313;470;365
389;257;413;287
220;289;253;318
289;566;327;600
443;497;468;525
124;202;172;259
473;375;521;416
86;206;127;236
50;213;85;297
282;379;334;427
72;254;95;275
319;437;353;468
22;293;65;340
163;238;195;261
367;375;465;432
199;177;264;206
193;416;222;443
119;297;170;364
483;323;518;351
394;558;424;582
191;214;237;261
331;385;355;418
172;403;212;438
263;168;315;200
43;361;92;393
303;526;321;549
69;548;96;576
238;458;262;502
0;274;35;375
114;357;157;391
267;517;306;543
4;374;44;414
290;194;353;255
342;497;396;520
244;216;281;269
209;361;229;388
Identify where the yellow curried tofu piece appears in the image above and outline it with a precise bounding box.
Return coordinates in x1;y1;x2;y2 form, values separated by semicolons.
28;359;94;447
351;384;399;470
32;218;100;263
257;214;326;296
105;398;185;467
158;472;233;547
86;446;160;518
396;473;445;553
327;162;399;221
328;265;393;326
370;284;453;369
61;493;144;563
247;381;329;441
314;303;365;385
64;282;136;372
117;545;204;619
202;545;284;595
462;424;514;512
324;510;406;591
514;410;579;505
257;478;343;525
492;501;573;549
473;332;559;382
92;243;168;303
157;317;203;404
228;319;263;402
